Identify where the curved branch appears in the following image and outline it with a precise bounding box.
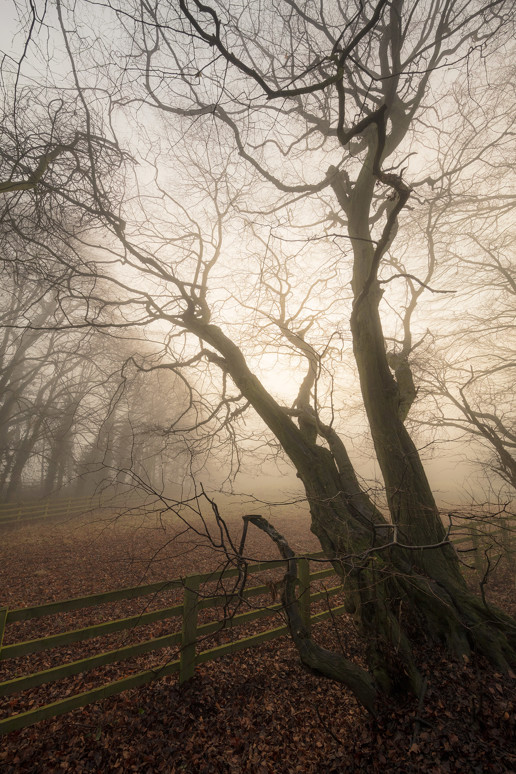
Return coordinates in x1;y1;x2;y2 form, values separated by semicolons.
244;514;377;713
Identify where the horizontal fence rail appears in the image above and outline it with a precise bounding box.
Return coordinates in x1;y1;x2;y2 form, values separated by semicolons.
0;493;152;527
448;516;516;576
1;514;514;735
0;552;344;735
0;496;101;526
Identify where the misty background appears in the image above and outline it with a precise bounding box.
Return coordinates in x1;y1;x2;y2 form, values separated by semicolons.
0;0;514;520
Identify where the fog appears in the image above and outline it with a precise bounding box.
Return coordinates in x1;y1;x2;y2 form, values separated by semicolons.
0;1;514;524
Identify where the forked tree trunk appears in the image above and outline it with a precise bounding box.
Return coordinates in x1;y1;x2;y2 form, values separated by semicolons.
338;131;516;689
184;272;516;711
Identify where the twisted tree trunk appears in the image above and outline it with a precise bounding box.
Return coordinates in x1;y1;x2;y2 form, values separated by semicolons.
185;313;516;711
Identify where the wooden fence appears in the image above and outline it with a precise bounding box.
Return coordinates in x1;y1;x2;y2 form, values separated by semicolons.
0;492;154;527
1;510;514;736
0;552;343;736
0;496;102;527
449;515;516;577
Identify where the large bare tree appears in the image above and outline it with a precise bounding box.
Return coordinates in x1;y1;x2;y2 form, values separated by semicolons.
2;0;516;710
380;58;516;498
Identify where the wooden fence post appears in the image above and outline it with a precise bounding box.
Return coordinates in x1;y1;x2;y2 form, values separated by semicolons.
0;608;8;654
297;558;311;635
179;575;200;684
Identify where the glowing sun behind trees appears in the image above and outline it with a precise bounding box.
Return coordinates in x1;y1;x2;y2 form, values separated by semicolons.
1;0;516;712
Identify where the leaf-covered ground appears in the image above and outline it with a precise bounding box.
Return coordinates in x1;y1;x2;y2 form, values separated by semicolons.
1;507;515;772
